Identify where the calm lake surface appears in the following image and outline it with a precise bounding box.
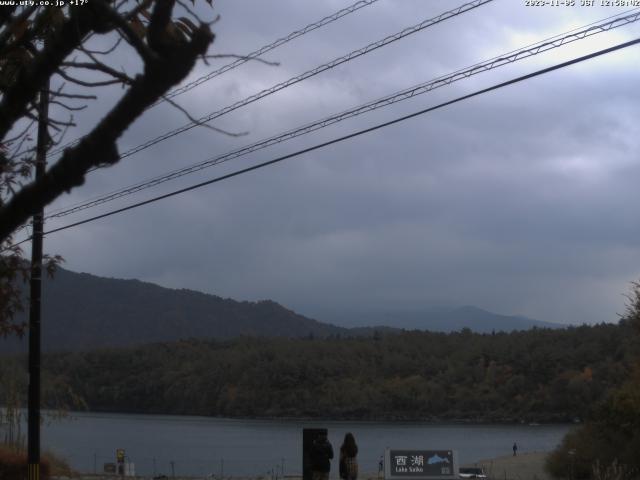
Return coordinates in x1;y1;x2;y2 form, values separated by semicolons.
33;412;573;477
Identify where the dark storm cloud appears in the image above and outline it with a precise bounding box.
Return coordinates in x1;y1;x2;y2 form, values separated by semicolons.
40;0;640;326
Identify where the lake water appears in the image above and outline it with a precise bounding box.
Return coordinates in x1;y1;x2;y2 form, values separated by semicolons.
27;412;573;477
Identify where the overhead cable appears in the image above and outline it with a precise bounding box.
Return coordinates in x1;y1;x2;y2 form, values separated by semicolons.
44;9;640;220
17;36;637;246
48;0;382;156
77;0;493;165
159;0;382;103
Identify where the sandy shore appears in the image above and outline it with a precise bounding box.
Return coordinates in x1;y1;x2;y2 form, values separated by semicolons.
474;452;552;480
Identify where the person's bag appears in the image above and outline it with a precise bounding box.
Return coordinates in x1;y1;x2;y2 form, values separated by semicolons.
347;457;358;480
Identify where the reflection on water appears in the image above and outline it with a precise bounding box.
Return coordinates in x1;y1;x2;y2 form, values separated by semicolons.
33;412;572;476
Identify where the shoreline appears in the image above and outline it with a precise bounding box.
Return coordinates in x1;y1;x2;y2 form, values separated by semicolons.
33;408;578;426
53;453;553;480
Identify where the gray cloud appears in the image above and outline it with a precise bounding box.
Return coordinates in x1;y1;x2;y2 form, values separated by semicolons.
37;0;640;327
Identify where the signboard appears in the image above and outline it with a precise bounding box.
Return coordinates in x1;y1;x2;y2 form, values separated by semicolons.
302;428;328;480
385;449;458;480
116;449;125;463
104;463;116;474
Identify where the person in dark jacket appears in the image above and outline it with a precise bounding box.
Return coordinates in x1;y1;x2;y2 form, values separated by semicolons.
339;433;358;480
311;432;334;480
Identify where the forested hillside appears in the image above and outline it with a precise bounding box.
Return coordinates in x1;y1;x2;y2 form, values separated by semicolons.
4;322;635;422
1;267;561;354
1;267;347;353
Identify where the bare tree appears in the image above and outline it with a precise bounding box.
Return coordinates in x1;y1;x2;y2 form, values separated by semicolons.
0;1;217;335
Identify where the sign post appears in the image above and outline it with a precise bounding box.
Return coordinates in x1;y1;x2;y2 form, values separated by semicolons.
384;449;458;480
116;449;125;476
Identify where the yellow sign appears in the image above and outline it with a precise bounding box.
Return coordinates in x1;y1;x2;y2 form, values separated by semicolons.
116;449;125;463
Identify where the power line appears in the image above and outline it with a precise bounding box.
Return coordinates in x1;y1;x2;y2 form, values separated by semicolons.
116;0;493;160
48;0;492;171
158;0;381;104
21;36;639;245
44;9;640;221
47;0;382;157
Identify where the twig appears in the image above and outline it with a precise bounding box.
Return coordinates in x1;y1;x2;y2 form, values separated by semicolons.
161;94;248;137
3;118;36;145
61;61;134;84
10;145;36;162
50;119;73;148
124;0;154;21
8;127;35;160
55;69;123;88
47;116;75;128
176;0;201;24
91;0;158;63
48;99;87;112
47;90;97;100
80;37;123;56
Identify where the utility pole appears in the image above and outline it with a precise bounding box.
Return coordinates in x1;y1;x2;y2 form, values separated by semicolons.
28;77;49;480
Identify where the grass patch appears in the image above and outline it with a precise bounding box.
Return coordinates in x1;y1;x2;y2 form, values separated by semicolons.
0;443;74;479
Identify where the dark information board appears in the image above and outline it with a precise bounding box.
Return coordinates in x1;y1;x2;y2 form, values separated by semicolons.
384;449;457;480
302;428;328;480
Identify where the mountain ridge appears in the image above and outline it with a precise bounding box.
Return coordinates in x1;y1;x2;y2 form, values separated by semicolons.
1;267;564;353
307;304;561;333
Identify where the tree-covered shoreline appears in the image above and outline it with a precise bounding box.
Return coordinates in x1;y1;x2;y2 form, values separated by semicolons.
2;322;636;423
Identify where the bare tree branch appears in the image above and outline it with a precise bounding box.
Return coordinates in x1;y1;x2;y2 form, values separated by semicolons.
47;116;75;128
93;1;157;64
48;99;87;112
61;61;134;84
3;118;35;145
0;5;98;140
9;145;37;162
162;94;247;137
48;90;97;100
176;0;201;24
148;0;179;55
0;11;214;241
55;69;124;88
50;119;74;147
80;36;123;56
124;0;154;21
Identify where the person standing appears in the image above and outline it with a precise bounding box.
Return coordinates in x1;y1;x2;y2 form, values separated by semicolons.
311;432;334;480
339;433;359;480
512;442;518;456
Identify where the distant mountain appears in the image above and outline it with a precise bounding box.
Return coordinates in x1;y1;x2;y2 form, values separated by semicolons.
308;305;563;333
1;267;562;354
1;267;347;353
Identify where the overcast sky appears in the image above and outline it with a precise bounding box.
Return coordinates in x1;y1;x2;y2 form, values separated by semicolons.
28;0;640;326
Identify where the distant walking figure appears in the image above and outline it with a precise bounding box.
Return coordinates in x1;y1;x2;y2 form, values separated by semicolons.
311;432;334;480
512;442;518;456
339;433;359;480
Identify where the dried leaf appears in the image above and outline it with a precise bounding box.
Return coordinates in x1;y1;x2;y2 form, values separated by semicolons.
10;19;30;42
175;21;192;36
178;17;198;33
166;22;187;43
129;16;146;39
49;7;66;30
